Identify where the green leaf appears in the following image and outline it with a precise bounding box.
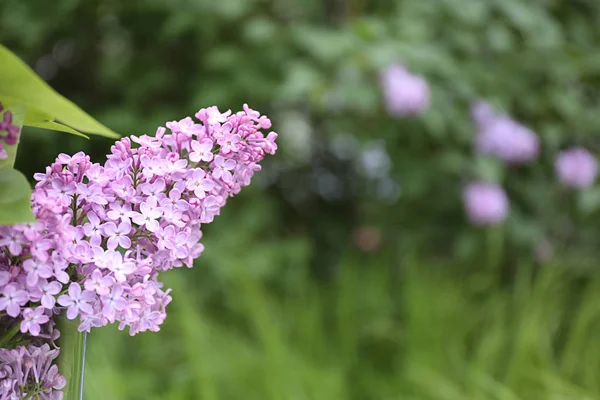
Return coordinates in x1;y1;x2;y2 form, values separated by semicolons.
24;108;88;138
0;169;34;225
0;45;119;139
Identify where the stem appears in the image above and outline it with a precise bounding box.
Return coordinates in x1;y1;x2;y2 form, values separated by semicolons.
78;332;87;400
486;224;504;277
70;195;79;226
0;321;21;347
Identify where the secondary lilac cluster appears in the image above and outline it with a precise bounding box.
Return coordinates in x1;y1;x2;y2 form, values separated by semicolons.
555;147;598;189
380;63;430;117
0;106;20;160
472;101;540;165
463;182;509;226
0;104;277;398
0;344;65;399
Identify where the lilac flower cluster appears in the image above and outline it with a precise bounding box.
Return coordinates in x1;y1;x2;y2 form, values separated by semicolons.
0;106;20;160
555;147;598;189
0;344;65;399
0;104;277;398
462;182;509;226
380;63;430;117
471;101;540;165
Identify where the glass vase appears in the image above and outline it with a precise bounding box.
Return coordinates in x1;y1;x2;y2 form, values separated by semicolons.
56;315;88;400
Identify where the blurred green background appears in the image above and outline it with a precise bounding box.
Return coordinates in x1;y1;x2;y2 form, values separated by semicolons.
4;0;600;398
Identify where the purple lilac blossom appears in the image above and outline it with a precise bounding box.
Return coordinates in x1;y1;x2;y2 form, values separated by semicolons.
0;104;278;398
0;103;277;334
472;101;540;164
380;63;430;117
463;182;509;225
0;104;21;160
555;147;598;189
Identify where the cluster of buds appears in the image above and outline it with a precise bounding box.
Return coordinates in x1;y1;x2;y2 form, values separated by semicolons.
0;106;20;160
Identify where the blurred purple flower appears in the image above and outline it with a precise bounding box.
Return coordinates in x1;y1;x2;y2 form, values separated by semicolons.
555;147;598;189
472;101;540;164
380;63;430;117
463;182;509;225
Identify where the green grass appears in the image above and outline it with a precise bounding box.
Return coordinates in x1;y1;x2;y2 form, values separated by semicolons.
82;249;600;400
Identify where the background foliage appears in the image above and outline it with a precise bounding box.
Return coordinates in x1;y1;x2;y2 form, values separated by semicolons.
2;0;600;398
